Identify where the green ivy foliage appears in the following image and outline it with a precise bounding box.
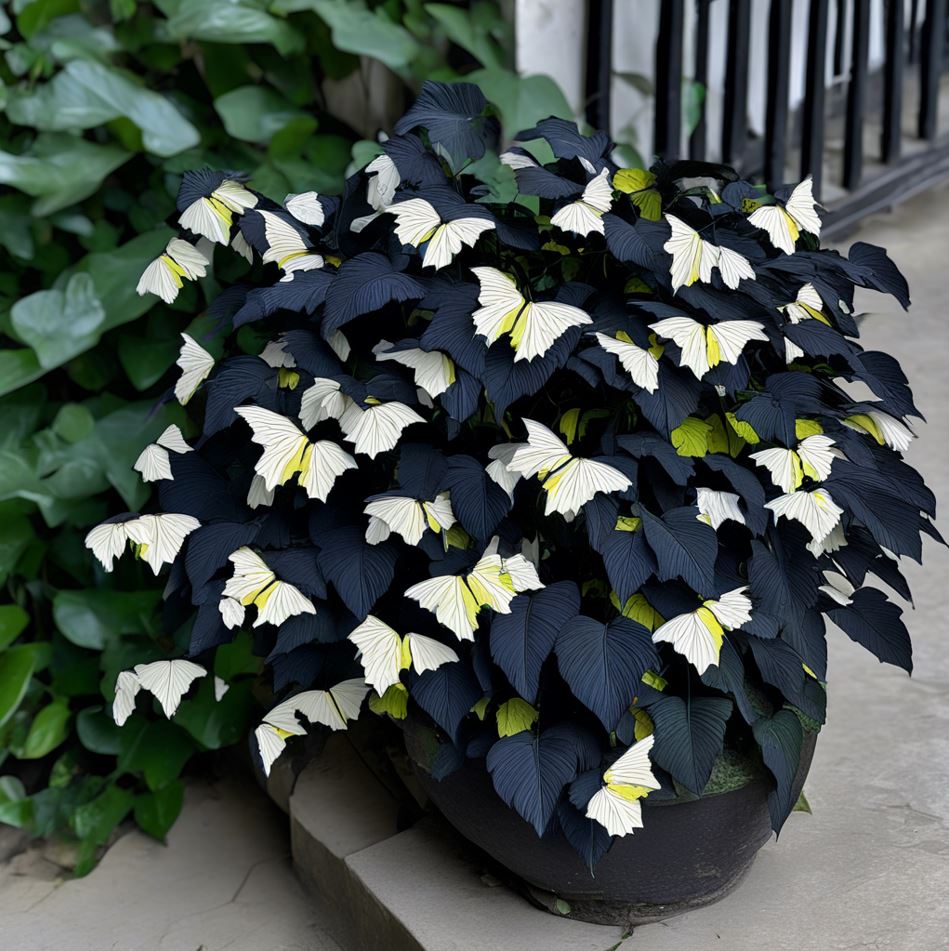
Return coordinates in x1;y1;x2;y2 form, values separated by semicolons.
0;0;573;871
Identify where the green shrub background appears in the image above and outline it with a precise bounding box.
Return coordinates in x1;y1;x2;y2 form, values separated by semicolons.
0;0;574;872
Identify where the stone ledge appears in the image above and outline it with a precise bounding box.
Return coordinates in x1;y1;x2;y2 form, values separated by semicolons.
285;739;631;951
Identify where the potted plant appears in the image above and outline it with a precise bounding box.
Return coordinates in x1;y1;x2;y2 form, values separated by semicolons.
86;82;936;923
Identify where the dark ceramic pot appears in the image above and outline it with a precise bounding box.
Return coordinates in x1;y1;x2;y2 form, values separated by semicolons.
403;717;816;926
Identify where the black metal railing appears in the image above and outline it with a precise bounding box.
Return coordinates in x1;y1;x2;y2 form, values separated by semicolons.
584;0;949;231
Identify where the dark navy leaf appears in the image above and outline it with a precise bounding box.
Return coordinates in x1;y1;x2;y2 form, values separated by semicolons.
516;117;611;164
749;636;807;707
848;241;910;308
640;506;717;594
557;801;613;872
160;454;243;522
618;432;695;485
203;356;275;436
396;443;447;499
486;724;598;836
264;547;326;599
489;582;580;703
280;329;343;378
232;270;336;327
185;522;260;593
601;529;657;603
420;284;486;377
556;615;659;730
603;213;665;267
317;528;397;618
411;661;481;744
753;709;804;835
394;81;497;163
827;587;912;672
323;253;425;335
649;695;732;795
700;638;758;724
443;455;511;542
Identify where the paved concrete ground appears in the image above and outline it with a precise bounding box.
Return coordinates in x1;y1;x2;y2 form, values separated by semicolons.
3;184;948;950
0;779;342;951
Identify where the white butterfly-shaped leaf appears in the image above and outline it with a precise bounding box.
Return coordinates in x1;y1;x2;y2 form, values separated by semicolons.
499;149;538;170
175;333;215;405
405;549;540;641
277;680;369;733
221;546;316;629
843;410;914;452
373;340;456;398
765;487;843;543
255;209;323;273
247;473;275;510
550;169;613;237
749;177;821;255
386;198;494;269
363;492;455;546
339;401;425;459
231;230;254;263
471;266;592;363
366;154;400;209
348;615;459;693
652;587;752;674
132;659;207;719
134;424;193;482
112;669;142;726
807;521;847;557
649;316;768;379
136;238;210;304
663;215;755;291
255;724;288;776
751;434;837;492
586;734;660;836
235;405;357;500
258;338;296;369
593;331;660;392
781;283;825;324
507;419;630;518
819;569;855;606
256;679;370;774
299;377;353;428
178;180;256;244
486;443;523;500
327;329;351;362
214;676;230;701
85;520;132;571
285;191;325;227
123;514;201;575
695;488;745;529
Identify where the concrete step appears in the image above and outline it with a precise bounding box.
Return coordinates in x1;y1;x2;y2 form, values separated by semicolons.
285;735;632;951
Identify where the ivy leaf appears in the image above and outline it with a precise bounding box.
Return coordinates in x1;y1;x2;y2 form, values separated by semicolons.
486;724;598;835
649;695;733;795
214;86;307;143
489;582;580;704
302;0;421;70
20;700;72;760
6;60;200;157
134;781;185;841
556;615;659;730
11;273;105;371
753;709;804;834
166;0;304;56
0;647;37;729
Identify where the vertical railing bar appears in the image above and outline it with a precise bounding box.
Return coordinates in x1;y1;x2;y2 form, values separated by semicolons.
690;0;711;160
654;0;685;161
843;0;870;189
833;0;848;76
801;0;829;195
584;0;614;134
918;0;946;140
882;0;905;162
908;0;921;62
722;0;751;166
764;0;793;190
